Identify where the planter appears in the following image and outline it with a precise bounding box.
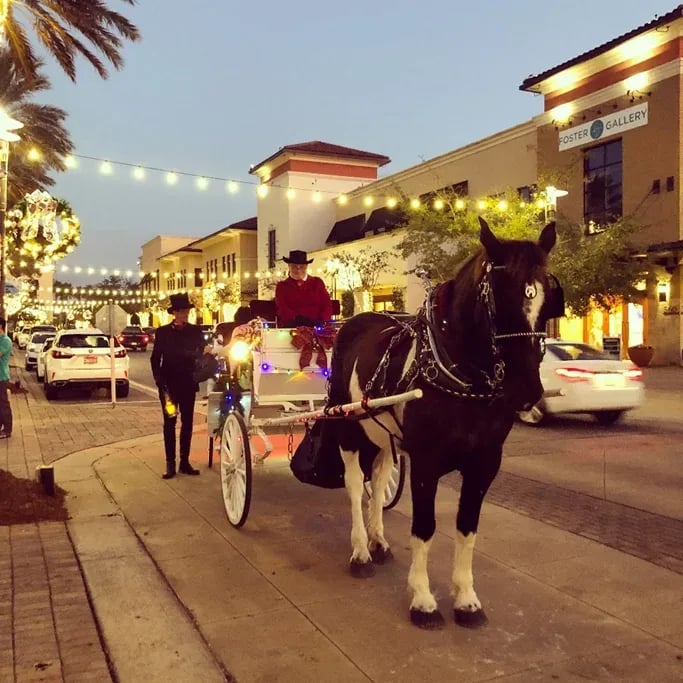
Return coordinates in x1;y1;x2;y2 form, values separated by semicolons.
627;345;655;367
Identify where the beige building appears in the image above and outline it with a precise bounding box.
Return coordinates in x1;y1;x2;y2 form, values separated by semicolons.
139;6;683;363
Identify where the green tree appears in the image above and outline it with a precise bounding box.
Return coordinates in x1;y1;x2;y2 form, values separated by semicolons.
396;187;647;317
1;0;140;83
0;48;73;204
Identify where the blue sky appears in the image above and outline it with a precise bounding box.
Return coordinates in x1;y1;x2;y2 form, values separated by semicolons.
34;0;669;283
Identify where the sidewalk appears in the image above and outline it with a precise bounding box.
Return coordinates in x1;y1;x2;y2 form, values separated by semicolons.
1;366;682;682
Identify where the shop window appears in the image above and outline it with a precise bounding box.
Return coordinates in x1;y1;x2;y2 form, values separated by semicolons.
583;139;622;230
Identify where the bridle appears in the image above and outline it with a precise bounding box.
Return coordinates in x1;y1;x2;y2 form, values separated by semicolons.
364;262;548;401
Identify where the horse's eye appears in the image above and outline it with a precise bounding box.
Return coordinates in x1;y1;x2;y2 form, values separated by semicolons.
524;283;537;299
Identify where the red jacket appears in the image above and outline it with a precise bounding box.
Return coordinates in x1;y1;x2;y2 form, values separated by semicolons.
275;276;333;327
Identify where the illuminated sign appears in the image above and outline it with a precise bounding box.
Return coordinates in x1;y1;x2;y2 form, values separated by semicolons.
558;103;648;151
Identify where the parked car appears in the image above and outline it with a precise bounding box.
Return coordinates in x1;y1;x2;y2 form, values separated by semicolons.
517;340;644;426
29;324;58;335
117;326;150;351
43;328;130;400
14;328;30;349
35;337;55;381
25;332;55;370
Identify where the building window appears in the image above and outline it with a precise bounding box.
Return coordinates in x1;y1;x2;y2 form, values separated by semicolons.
584;139;622;230
268;229;277;269
194;268;202;287
231;253;237;276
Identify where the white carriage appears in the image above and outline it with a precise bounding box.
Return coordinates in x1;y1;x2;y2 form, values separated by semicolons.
208;320;417;528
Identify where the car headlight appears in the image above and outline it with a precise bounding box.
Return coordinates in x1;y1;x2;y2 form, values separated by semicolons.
229;340;251;363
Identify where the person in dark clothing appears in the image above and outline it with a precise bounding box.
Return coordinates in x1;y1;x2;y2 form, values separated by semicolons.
151;292;211;479
275;250;333;327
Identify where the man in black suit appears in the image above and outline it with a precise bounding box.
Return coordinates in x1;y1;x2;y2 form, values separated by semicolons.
151;293;210;479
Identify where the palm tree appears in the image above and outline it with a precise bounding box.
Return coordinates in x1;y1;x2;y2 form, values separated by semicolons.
1;0;140;83
0;48;73;204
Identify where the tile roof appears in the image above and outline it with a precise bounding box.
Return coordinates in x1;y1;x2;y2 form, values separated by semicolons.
250;141;391;174
520;5;683;92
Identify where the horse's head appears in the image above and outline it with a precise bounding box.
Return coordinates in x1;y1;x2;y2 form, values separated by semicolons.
477;217;559;411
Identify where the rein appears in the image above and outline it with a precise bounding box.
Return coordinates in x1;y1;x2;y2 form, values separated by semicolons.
364;262;546;402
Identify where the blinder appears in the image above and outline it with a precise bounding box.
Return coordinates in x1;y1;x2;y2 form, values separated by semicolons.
542;274;565;320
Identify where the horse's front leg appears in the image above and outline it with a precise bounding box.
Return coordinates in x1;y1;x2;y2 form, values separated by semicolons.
451;456;501;628
408;468;444;629
366;447;393;564
341;448;374;578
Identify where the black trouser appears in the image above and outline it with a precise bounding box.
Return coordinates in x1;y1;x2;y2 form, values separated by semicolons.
158;384;196;465
0;381;12;434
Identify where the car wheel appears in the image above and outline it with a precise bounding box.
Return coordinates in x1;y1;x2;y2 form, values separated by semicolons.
24;361;31;370
45;384;59;400
518;403;546;426
594;410;623;425
116;384;130;398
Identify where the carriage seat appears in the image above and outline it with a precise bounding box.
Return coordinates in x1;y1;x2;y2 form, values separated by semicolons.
256;327;332;372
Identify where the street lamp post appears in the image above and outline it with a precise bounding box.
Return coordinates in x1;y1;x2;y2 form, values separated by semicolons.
0;108;23;318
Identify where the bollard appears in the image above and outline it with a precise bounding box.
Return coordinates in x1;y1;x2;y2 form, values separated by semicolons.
35;465;55;496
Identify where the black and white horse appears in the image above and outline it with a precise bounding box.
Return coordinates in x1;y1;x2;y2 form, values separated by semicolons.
327;217;559;629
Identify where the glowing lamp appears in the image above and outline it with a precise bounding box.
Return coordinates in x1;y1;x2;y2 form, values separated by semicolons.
260;362;271;372
229;341;251;362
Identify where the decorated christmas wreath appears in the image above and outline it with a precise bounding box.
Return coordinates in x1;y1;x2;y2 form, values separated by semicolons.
5;190;81;279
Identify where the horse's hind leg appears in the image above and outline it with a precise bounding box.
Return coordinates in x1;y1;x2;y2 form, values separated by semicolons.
341;448;374;578
367;447;393;564
451;460;500;628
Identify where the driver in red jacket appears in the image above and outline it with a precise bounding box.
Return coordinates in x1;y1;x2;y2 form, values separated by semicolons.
275;250;333;327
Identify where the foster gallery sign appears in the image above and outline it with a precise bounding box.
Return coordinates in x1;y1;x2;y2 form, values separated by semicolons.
558;102;649;151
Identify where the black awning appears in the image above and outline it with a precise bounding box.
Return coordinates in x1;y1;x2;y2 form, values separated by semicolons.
363;207;407;235
325;213;365;245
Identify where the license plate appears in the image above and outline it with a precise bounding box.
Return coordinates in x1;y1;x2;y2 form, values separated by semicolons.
84;356;97;364
593;373;625;388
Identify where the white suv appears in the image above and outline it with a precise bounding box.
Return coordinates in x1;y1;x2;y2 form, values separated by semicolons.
43;328;130;400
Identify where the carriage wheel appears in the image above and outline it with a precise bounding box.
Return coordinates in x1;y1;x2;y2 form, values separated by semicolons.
220;412;252;528
364;454;406;510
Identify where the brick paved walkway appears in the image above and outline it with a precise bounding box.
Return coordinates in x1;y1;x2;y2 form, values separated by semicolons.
0;366;166;682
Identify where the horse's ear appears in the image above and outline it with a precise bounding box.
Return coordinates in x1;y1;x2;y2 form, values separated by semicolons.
538;222;557;254
478;217;502;262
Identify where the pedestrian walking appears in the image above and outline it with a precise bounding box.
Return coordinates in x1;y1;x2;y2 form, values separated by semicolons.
151;293;211;479
0;317;12;439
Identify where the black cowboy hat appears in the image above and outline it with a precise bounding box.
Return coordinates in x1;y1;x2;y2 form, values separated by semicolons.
167;292;195;313
282;250;313;265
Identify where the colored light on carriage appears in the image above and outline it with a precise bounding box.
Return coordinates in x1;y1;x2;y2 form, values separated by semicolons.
261;362;271;372
321;368;330;377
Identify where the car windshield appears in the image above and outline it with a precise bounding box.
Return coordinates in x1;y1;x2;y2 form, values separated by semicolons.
57;334;112;349
30;332;54;343
547;343;614;361
121;327;143;333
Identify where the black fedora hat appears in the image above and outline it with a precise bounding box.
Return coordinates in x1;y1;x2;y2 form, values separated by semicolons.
167;292;195;313
282;249;313;265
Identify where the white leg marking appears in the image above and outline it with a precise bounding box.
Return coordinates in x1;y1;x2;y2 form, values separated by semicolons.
408;536;438;613
524;279;545;330
341;448;370;564
451;531;481;612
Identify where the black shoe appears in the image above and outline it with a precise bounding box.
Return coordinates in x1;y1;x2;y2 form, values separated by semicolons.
0;433;11;440
162;464;176;479
178;462;200;475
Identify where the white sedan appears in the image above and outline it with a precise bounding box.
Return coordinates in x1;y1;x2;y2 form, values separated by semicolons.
518;340;644;426
25;332;55;370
